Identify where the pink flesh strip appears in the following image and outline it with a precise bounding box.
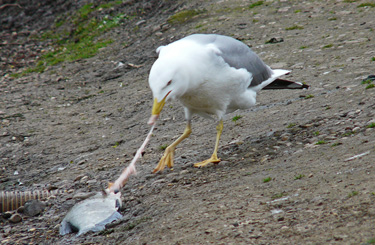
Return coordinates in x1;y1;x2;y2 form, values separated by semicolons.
108;123;156;193
147;114;159;125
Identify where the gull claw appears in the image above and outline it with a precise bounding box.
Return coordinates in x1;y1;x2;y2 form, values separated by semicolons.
153;147;175;173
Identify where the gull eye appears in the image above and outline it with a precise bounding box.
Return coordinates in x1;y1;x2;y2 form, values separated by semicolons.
166;80;172;86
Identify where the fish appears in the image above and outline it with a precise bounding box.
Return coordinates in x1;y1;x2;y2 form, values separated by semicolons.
60;191;122;236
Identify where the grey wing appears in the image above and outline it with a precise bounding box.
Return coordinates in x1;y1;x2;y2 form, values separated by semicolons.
183;34;273;87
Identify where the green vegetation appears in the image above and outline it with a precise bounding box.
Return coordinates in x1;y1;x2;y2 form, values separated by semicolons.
249;1;264;9
361;79;372;84
367;123;375;128
343;0;357;2
331;142;342;147
285;25;304;30
328;17;337;21
272;192;286;199
366;238;375;244
294;174;305;180
372;57;375;61
168;9;205;24
159;144;169;151
263;177;272;183
305;94;315;99
323;44;334;49
348;191;359;198
315;140;327;145
358;3;375;8
11;1;125;77
232;115;242;122
299;46;307;49
112;141;121;148
366;84;375;89
287;123;296;128
313;131;320;136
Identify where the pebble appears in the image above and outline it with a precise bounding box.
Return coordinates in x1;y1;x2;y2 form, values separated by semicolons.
179;170;189;175
9;213;22;223
352;127;360;133
155;32;163;37
23;200;45;217
2;211;12;219
218;160;229;166
73;192;93;199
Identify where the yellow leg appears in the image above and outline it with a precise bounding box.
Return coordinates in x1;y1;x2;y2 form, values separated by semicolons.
194;120;223;168
153;122;192;173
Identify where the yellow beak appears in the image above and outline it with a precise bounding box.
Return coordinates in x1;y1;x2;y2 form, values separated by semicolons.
148;93;169;125
151;96;167;116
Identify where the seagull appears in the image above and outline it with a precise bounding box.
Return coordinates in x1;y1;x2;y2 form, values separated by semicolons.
147;34;308;173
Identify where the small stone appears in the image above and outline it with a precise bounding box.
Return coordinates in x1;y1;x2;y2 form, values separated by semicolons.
352;127;360;133
2;211;12;219
17;206;25;213
23;200;45;217
179;170;189;175
136;20;146;26
86;179;97;185
155;32;163;37
9;213;22;223
281;135;289;141
73;192;93;199
218;160;229;166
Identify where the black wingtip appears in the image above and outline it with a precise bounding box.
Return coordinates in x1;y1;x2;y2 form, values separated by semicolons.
263;78;310;90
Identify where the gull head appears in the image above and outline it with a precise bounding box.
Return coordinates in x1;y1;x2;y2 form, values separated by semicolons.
148;58;188;125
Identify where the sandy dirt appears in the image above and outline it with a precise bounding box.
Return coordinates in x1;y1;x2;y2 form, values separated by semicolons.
1;0;375;244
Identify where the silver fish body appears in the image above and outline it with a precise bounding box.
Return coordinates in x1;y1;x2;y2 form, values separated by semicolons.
60;192;122;236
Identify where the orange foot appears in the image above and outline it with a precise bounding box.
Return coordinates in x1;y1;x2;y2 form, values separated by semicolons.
193;155;221;168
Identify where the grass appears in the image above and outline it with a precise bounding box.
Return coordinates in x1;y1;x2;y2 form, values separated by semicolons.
372;57;375;61
112;141;120;148
366;238;375;244
232;115;242;122
313;131;320;136
159;144;169;151
167;9;205;24
305;94;314;99
249;1;264;9
11;1;124;77
272;192;286;199
365;84;375;89
299;46;307;49
331;142;342;147
358;3;375;8
361;79;372;84
315;140;327;145
263;177;272;183
294;174;305;180
367;123;375;128
285;25;304;30
323;44;334;49
348;191;359;198
287;123;296;128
